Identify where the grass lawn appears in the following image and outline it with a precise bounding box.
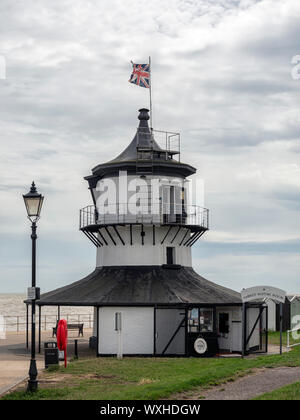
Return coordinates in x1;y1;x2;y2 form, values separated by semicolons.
268;330;298;346
2;332;300;400
254;382;300;400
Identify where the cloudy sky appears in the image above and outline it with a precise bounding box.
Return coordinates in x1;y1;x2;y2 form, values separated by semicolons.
0;0;299;294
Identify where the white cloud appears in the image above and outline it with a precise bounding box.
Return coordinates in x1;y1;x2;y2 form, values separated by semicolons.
0;0;300;292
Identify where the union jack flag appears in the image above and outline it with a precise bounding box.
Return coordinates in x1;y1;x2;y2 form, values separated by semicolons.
129;62;150;88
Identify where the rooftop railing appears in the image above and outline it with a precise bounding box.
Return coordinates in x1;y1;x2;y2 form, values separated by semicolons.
79;204;209;230
137;128;180;158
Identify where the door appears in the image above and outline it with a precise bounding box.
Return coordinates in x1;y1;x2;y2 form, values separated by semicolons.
218;311;232;352
166;247;175;265
155;308;185;355
162;184;181;223
245;305;268;354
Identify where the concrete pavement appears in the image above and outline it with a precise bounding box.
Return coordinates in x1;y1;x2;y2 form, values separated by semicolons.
0;331;44;395
0;329;94;396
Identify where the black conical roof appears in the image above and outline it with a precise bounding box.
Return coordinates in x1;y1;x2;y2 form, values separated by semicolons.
110;108;163;162
34;266;241;306
85;109;196;185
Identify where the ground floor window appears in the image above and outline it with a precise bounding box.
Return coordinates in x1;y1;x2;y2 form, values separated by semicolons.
219;312;230;334
188;307;214;333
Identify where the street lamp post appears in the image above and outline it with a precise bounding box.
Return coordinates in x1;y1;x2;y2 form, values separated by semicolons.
23;182;44;392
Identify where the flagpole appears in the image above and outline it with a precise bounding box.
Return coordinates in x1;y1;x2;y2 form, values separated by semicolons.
149;56;153;131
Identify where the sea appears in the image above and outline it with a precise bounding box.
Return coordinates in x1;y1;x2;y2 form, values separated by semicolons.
0;294;93;332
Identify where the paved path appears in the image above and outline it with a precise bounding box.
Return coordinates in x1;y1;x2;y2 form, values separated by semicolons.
180;367;300;400
0;330;93;396
0;332;44;395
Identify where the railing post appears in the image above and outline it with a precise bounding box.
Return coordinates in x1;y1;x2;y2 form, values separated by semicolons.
17;316;19;332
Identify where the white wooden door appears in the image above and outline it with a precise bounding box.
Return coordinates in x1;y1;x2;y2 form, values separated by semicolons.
218;311;232;352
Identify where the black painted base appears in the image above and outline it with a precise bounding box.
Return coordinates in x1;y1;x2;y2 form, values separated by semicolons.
27;359;38;392
27;379;38;392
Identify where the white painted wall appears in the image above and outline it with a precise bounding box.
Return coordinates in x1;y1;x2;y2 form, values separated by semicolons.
266;300;276;331
94;174;193;267
93;174;187;217
98;307;154;355
96;225;192;267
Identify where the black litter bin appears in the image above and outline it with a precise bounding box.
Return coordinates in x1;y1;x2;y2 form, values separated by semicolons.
44;341;59;369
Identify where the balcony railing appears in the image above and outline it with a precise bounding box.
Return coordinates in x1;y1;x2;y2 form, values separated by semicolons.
79;204;209;230
137;128;181;160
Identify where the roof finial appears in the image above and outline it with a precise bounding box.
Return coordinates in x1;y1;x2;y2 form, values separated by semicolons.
30;181;37;193
138;108;150;121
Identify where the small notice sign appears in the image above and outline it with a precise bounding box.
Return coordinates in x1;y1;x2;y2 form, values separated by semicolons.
241;286;286;304
27;287;40;300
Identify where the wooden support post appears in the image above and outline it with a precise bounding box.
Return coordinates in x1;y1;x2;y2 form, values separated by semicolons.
96;307;99;357
185;308;188;356
242;303;246;358
153;306;156;355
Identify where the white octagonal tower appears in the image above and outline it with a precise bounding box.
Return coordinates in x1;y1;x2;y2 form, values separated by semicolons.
78;109;241;357
38;108;245;358
82;108;208;269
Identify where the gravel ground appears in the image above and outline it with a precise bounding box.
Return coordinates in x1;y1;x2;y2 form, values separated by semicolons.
179;366;300;400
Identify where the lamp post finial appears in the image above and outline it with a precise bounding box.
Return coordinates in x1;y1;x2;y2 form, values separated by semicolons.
30;182;37;193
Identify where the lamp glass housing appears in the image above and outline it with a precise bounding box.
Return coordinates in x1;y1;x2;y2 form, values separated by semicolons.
23;183;44;221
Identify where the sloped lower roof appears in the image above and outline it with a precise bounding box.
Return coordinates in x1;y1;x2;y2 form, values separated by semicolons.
36;266;241;306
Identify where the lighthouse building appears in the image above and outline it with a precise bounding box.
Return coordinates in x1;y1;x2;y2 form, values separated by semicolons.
37;108;264;357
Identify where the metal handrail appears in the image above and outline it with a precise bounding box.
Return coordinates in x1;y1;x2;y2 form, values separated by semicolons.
0;313;93;332
137;128;180;156
79;203;209;230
